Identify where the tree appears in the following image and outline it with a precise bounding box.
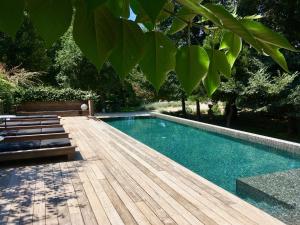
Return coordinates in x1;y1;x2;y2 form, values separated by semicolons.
212;50;299;129
54;29;149;111
0;0;296;97
0;14;51;73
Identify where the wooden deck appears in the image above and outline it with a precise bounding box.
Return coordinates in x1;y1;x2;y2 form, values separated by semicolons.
0;116;285;225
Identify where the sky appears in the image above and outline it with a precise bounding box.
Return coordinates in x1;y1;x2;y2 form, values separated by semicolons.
129;8;136;21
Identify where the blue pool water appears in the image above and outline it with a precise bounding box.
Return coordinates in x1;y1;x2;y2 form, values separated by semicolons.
105;117;300;222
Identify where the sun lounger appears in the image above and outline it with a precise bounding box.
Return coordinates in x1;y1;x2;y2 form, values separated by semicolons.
0;124;63;131
8;117;60;122
13;115;58;119
0;127;65;136
1;120;60;127
0;133;75;161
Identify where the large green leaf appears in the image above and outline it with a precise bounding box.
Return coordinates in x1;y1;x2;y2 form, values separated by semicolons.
27;0;73;47
73;1;117;70
106;0;130;18
216;50;231;78
259;41;289;72
156;1;174;22
136;0;167;23
176;46;209;95
135;0;173;28
203;49;231;95
110;19;145;79
0;0;25;37
169;7;196;35
204;4;261;52
140;32;176;91
220;31;242;67
176;0;221;26
240;20;297;52
85;0;107;12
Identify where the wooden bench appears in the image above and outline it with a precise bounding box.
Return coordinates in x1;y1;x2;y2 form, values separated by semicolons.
0;133;76;161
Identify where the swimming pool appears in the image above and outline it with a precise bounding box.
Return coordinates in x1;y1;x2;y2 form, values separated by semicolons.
105;116;300;224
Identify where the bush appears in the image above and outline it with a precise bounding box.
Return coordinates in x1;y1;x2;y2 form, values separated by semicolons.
0;77;15;113
14;86;99;104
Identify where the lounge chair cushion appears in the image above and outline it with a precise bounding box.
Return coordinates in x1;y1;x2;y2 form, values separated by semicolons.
42;127;65;133
0;140;40;152
42;115;58;118
0;127;65;136
3;120;60;127
41;120;60;125
15;115;58;119
0;138;71;152
15;115;42;119
41;138;71;148
0;130;18;136
17;129;42;136
4;121;41;127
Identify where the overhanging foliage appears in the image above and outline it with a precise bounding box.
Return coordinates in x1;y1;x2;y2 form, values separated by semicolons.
0;0;297;96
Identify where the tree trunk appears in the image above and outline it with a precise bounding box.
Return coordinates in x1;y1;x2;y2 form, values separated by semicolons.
196;100;201;121
226;106;233;127
288;115;298;135
225;103;237;127
181;96;186;117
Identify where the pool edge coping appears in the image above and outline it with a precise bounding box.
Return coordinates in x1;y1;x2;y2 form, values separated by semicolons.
150;112;300;156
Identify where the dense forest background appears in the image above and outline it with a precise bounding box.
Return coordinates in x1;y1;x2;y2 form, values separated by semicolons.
0;0;299;140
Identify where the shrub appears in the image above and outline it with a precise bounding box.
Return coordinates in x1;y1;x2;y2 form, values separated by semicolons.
0;77;15;113
14;86;99;104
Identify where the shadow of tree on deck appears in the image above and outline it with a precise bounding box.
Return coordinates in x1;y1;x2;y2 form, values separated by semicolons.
0;161;89;224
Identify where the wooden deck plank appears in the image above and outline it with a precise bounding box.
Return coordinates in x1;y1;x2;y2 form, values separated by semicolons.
103;128;255;225
89;123;226;224
60;162;85;225
0;116;286;225
67;161;99;225
98;119;281;225
44;164;59;225
76;162;111;225
32;165;46;225
99;178;139;225
52;163;72;225
0;168;19;224
105;137;229;225
6;168;25;225
19;166;37;225
97;159;177;225
90;127;207;225
84;122;205;224
83;162;125;225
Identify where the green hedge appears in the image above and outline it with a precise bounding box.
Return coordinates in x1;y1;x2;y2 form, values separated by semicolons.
14;86;99;103
0;77;15;113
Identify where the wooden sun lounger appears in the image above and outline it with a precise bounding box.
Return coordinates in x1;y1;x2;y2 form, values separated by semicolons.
7;117;60;122
0;127;65;136
0;124;63;131
13;115;58;119
1;120;60;127
0;133;76;161
0;146;75;162
4;132;69;142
